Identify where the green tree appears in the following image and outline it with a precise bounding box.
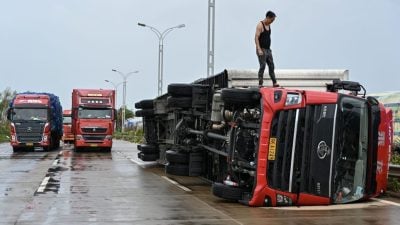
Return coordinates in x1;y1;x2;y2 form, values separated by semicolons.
116;107;134;132
0;87;16;142
0;87;16;122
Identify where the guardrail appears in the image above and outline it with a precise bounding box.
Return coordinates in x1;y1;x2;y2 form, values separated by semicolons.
389;164;400;179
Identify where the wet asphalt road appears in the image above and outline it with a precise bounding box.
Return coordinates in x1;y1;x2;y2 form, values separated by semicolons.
1;140;400;225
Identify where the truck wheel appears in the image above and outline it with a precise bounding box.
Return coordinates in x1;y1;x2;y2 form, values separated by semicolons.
166;150;189;164
12;147;21;152
168;84;193;97
165;163;189;176
139;144;158;154
212;182;244;201
221;88;260;107
135;109;154;117
138;152;158;161
167;97;192;108
135;99;154;109
103;147;112;152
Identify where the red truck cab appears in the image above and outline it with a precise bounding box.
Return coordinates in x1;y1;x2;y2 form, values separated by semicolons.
62;109;74;144
71;89;116;151
213;81;392;206
7;93;63;152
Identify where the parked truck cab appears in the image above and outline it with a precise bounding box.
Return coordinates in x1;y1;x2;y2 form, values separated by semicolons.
62;109;74;144
7;93;63;152
71;89;116;152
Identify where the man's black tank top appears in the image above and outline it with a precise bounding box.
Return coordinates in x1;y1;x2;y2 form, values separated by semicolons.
259;21;271;49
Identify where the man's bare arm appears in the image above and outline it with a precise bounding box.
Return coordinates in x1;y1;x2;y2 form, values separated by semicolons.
255;22;263;55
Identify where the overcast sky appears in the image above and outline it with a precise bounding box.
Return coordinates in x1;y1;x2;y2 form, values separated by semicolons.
1;0;399;109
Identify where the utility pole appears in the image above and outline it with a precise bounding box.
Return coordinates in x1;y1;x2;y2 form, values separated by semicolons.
111;69;139;132
207;0;215;77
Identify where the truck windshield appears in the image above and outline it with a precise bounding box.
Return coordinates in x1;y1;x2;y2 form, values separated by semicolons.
78;109;112;119
63;116;72;124
11;108;48;121
333;96;369;203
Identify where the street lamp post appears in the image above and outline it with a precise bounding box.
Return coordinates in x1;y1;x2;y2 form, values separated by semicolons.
138;22;185;96
104;80;123;131
111;69;139;132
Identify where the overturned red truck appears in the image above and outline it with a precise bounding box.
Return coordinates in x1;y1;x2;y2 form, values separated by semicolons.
71;89;116;151
135;70;392;207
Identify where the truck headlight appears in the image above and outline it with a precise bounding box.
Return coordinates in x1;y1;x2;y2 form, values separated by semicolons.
105;135;112;140
285;93;302;106
76;135;83;140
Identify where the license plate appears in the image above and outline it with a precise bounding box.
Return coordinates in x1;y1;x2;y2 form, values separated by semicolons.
26;143;33;146
90;144;98;147
268;138;277;160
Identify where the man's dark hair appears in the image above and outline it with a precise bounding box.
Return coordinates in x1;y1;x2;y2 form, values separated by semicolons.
266;11;276;18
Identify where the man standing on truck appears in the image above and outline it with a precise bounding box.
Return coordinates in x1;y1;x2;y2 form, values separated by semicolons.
255;11;279;87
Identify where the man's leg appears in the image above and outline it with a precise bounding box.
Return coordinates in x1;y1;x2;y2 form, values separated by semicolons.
266;49;278;86
257;49;267;86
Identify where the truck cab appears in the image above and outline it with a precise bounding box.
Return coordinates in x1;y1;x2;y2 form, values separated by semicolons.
62;109;74;144
71;89;116;152
7;93;63;152
215;83;392;206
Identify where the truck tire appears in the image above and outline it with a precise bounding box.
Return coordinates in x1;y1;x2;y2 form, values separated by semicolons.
168;84;192;97
139;144;158;154
135;99;154;109
135;109;154;117
166;150;189;164
221;88;260;107
12;147;21;152
165;163;189;176
167;97;192;108
138;152;158;161
212;182;244;201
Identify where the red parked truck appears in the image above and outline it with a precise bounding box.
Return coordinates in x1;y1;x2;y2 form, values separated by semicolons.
135;70;392;207
71;89;116;151
62;109;74;144
7;92;63;152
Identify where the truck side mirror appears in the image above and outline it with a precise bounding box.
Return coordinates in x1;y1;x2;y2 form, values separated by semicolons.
71;109;76;119
113;109;117;121
6;108;12;121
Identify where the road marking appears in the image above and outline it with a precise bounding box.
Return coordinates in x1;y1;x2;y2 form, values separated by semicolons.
192;195;244;225
37;176;50;193
372;198;400;207
265;199;396;211
162;176;192;192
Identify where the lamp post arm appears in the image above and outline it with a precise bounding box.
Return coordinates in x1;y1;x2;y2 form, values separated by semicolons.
161;24;185;41
146;26;162;39
125;71;139;79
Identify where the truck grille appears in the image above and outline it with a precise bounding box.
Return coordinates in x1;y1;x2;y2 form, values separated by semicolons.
81;127;107;133
15;122;45;143
82;135;106;141
267;104;336;197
